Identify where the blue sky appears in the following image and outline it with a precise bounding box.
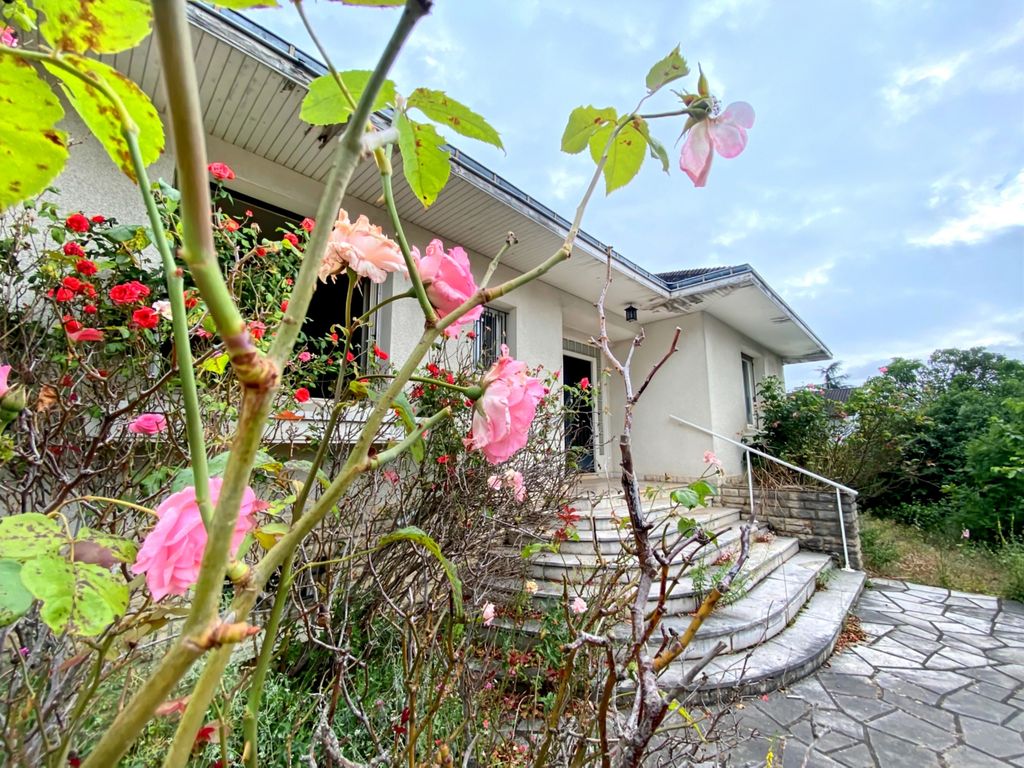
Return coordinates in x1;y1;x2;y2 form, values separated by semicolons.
250;0;1024;386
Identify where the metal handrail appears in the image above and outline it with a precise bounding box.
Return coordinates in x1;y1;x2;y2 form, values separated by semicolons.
670;415;855;571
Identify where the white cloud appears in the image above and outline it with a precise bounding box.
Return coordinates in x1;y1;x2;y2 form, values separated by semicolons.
880;53;968;119
782;262;834;298
690;0;766;34
547;167;587;202
910;169;1024;247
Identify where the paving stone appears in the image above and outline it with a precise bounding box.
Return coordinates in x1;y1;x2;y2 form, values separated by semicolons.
831;741;877;767
758;694;810;727
833;693;895;721
811;708;864;739
991;647;1024;664
878;690;955;729
823;651;876;676
944;631;1004;650
785;676;836;709
942;744;1020;768
963;665;1024;690
815;671;879;699
960;715;1024;758
934;647;991;667
866;730;941;767
971;680;1017;703
852;646;925;669
886;668;972;694
943;688;1019;723
886;629;944;653
997;663;1024;682
867;710;958;750
812;727;858;754
873;670;943;705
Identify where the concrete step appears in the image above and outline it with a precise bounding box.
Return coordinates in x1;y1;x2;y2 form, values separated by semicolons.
494;536;799;617
608;550;835;659
570;505;742;535
556;507;742;554
655;568;866;698
522;523;747;581
494;551;835;663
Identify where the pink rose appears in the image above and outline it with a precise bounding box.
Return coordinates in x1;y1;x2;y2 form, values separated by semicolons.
570;596;587;615
879;366;889;374
481;602;496;626
465;345;544;464
412;239;482;337
1;26;17;47
320;209;405;284
578;377;590;390
132;478;259;601
297;351;313;363
0;364;10;399
128;413;167;435
680;102;755;187
702;450;723;469
487;469;527;502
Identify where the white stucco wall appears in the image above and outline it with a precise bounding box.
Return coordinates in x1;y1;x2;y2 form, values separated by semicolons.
606;313;713;481
702;313;784;476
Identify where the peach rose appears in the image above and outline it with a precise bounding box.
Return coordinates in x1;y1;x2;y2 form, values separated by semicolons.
320;209;405;284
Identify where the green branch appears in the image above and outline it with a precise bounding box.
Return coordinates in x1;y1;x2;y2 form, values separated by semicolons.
381;158;437;322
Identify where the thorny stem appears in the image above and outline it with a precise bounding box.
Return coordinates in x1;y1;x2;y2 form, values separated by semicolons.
2;47;213;523
81;2;432;763
479;232;518;289
381;157;437;323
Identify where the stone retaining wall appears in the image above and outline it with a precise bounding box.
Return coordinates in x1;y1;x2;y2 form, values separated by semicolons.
719;483;863;570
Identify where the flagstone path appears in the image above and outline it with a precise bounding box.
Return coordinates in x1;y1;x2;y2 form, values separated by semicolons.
726;579;1024;767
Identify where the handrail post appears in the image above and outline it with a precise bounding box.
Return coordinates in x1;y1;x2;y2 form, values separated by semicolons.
836;486;852;571
745;451;756;523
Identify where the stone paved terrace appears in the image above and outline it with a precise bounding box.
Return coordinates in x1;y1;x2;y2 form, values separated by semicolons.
726;579;1024;767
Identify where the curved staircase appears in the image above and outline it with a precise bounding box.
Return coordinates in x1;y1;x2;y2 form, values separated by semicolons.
492;477;865;697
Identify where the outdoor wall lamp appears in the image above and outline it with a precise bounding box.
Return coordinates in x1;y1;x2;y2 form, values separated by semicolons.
625;304;638;323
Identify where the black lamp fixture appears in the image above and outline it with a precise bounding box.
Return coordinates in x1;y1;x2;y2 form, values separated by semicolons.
625;304;638;323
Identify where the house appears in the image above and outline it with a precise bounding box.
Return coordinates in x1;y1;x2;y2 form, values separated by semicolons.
49;2;831;480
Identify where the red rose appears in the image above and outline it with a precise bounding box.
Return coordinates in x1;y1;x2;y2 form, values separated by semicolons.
329;331;339;343
90;215;106;224
132;307;160;329
68;328;104;343
63;242;85;258
62;275;84;292
221;218;240;233
345;351;355;363
436;454;449;464
301;217;315;232
373;344;388;361
244;209;253;217
65;213;89;233
294;387;310;403
184;292;198;310
248;320;266;340
75;258;97;275
81;283;96;298
280;300;288;312
109;280;151;305
282;232;299;247
83;304;98;314
255;247;267;257
55;287;74;302
63;318;83;334
207;162;235;181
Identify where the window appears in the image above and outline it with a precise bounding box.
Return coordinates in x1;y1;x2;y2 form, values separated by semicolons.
473;307;508;367
741;354;757;427
216;191;367;398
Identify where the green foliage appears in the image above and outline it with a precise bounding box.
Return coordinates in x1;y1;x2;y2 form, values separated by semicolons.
589;118;648;193
0;52;69;210
560;105;617;154
44;55;164;181
997;541;1024;602
300;70;397;125
379;526;463;619
35;0;152;55
396;112;451;207
20;555;128;636
645;45;689;92
407;87;503;150
859;524;900;571
0;512;135;635
0;559;33;626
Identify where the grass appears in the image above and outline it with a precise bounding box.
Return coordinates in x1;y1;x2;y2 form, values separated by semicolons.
860;514;1017;597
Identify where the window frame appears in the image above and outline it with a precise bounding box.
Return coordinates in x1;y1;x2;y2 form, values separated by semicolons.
741;354;757;428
